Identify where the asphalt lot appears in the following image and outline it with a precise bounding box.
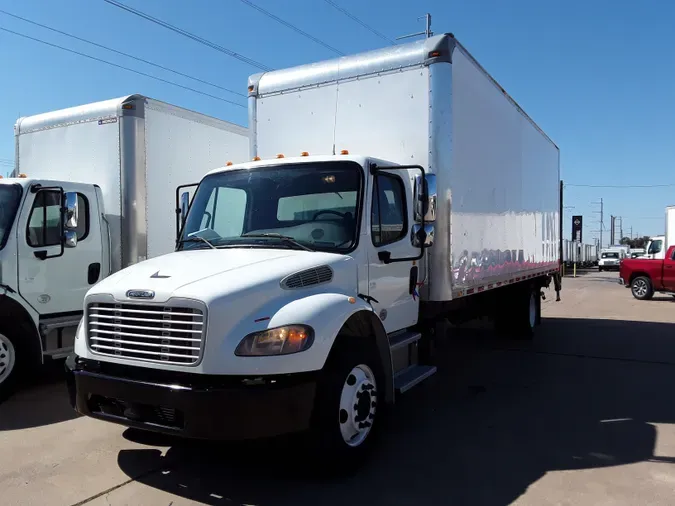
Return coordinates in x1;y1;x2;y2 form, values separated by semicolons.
3;269;675;505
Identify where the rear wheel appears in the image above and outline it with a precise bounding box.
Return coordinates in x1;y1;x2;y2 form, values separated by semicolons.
631;276;654;300
495;285;539;340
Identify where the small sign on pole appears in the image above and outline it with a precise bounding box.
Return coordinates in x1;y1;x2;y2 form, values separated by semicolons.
572;215;583;243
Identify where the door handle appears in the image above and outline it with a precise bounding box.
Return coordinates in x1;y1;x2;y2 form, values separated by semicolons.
88;263;101;284
409;265;419;294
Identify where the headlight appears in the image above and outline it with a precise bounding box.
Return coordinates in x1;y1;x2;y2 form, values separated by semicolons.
235;325;314;356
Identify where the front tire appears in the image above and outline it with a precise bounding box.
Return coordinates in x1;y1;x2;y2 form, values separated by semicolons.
631;276;654;300
307;337;383;471
0;330;20;403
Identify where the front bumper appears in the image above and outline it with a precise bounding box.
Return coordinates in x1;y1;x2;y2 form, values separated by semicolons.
65;354;318;441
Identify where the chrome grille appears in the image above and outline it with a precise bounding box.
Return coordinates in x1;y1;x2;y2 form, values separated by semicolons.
282;266;333;289
87;302;205;365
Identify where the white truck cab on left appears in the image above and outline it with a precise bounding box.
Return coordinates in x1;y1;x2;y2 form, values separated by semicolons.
0;176;103;401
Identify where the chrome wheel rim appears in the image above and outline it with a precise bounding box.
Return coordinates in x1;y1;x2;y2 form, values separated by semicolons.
339;364;377;447
0;333;16;385
633;279;648;297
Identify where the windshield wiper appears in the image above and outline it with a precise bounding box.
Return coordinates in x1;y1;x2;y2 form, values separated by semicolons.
177;236;216;249
241;232;315;252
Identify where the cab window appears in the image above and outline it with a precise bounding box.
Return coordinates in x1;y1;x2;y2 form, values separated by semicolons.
27;191;89;247
371;173;407;246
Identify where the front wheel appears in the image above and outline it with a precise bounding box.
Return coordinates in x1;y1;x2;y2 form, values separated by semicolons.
631;276;654;300
307;338;383;471
0;331;19;403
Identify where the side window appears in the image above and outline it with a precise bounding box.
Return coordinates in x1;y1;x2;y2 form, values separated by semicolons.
200;187;247;238
371;173;407;247
27;191;90;247
650;240;663;254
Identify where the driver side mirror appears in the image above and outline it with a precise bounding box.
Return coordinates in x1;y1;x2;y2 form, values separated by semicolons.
180;191;190;223
64;230;78;249
414;173;437;223
63;191;78;249
64;191;79;230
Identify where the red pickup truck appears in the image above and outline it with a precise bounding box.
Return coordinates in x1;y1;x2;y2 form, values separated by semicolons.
619;245;675;300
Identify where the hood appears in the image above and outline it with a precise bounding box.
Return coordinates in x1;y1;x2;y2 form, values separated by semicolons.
89;247;350;303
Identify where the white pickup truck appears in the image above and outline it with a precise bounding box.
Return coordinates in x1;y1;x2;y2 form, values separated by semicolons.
65;33;561;464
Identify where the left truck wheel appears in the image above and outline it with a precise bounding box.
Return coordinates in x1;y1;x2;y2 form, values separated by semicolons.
0;331;19;403
307;337;384;472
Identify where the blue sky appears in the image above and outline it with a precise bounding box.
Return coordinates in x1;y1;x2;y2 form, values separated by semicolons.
1;0;673;246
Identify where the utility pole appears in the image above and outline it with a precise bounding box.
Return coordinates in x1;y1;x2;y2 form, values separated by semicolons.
610;215;615;245
592;198;604;249
396;13;433;40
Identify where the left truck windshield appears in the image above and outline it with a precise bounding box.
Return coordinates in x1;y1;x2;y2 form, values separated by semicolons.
179;161;363;253
0;184;22;250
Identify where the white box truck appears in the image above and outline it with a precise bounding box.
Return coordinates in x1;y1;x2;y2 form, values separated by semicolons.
66;34;561;464
0;94;248;401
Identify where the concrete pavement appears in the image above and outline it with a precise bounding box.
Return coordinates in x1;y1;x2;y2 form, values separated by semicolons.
2;270;675;505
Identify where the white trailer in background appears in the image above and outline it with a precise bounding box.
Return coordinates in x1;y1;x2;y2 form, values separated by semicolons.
67;34;562;465
0;94;248;401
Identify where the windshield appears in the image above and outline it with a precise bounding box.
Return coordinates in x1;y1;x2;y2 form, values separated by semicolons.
602;252;619;259
0;184;22;250
179;161;363;253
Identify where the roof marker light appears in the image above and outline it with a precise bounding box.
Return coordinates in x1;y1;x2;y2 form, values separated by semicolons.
301;151;309;157
340;149;349;155
252;156;261;161
276;154;285;158
18;173;27;178
226;161;233;166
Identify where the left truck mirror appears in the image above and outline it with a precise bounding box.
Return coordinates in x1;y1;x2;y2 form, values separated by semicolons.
180;191;190;223
64;191;79;230
64;230;78;248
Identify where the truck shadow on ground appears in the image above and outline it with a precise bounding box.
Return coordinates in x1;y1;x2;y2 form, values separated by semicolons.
0;360;79;431
115;317;675;506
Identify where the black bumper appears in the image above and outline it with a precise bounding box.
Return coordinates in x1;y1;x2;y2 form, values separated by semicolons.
65;354;318;441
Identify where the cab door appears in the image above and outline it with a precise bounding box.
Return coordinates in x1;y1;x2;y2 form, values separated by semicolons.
17;183;104;316
366;170;420;333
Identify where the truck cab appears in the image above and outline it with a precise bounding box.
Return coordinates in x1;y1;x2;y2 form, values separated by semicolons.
0;176;106;400
644;235;665;260
67;153;436;461
598;247;625;271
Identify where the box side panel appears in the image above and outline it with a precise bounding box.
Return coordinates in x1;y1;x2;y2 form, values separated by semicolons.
143;105;249;259
331;66;430;167
255;86;338;159
16;118;123;271
442;49;559;298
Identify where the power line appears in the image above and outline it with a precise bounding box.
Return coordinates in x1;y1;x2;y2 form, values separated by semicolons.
323;0;395;44
565;183;675;188
238;0;344;56
0;8;245;98
103;0;272;71
0;26;246;108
